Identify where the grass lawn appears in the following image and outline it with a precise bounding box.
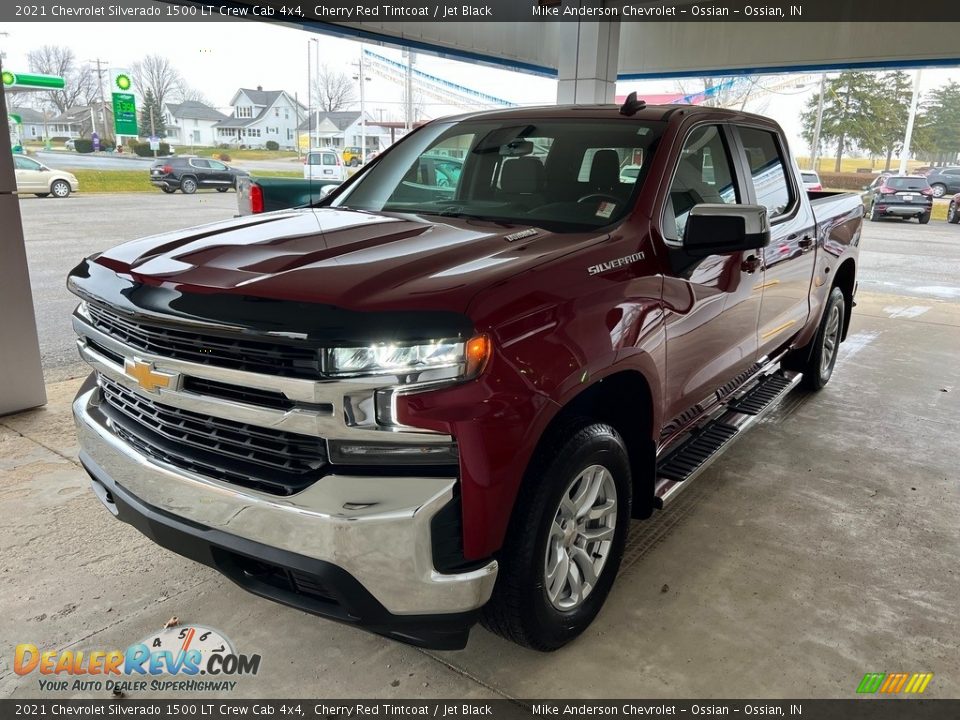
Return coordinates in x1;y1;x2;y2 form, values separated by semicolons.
185;147;300;161
71;169;301;193
797;157;929;174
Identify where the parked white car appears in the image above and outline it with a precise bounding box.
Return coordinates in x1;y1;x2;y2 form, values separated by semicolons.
304;148;346;182
13;155;79;198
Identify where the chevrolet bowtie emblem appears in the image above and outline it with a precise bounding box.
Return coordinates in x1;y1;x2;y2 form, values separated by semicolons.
124;358;174;393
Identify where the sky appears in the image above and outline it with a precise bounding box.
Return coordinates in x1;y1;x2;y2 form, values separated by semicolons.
4;20;960;156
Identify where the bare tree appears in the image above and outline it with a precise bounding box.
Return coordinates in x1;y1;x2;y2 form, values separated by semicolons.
172;79;211;106
26;45;94;112
312;65;355;113
131;54;182;111
674;76;767;112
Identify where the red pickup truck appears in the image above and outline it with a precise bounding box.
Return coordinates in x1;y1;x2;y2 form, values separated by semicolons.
69;101;862;651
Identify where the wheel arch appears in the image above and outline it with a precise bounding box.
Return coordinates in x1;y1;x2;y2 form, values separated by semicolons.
831;257;857;341
533;369;659;521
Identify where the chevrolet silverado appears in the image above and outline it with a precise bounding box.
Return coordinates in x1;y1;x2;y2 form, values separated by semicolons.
69;100;862;651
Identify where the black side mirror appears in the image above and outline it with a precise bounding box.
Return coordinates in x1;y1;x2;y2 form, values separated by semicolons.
683;204;770;258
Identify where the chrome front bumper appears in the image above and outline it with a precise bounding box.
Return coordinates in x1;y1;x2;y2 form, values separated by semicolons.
73;384;497;618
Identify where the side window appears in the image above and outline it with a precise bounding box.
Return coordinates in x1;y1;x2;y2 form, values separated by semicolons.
208;160;227;170
664;124;739;242
738;127;793;218
189;159;210;169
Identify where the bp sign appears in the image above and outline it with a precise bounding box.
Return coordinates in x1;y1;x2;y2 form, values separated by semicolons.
2;71;66;89
112;93;138;135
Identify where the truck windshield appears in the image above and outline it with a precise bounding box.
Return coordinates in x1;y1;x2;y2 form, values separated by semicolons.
329;118;665;232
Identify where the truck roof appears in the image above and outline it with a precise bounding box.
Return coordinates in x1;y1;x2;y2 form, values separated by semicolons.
437;102;778;125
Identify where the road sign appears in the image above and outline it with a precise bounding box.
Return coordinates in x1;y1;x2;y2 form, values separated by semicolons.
2;71;66;89
112;92;138;135
92;132;100;152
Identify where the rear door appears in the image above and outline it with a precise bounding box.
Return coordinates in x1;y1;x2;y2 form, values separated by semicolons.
206;159;235;188
732;125;816;358
187;158;213;187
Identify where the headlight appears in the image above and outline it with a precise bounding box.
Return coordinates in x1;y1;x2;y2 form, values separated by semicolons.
326;334;490;380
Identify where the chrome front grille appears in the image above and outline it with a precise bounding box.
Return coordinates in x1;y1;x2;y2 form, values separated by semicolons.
99;375;328;495
87;302;323;379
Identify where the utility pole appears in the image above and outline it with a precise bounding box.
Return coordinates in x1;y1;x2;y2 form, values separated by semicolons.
149;105;157;158
306;41;313;150
88;58;109;142
810;73;826;172
899;69;922;176
294;91;301;160
352;48;370;164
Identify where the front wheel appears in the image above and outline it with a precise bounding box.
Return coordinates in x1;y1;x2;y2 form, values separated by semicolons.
931;183;947;198
948;201;959;224
799;287;846;391
51;180;71;198
481;421;632;651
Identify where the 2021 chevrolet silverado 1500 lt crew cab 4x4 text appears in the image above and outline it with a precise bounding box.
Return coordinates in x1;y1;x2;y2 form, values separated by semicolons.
69;100;862;651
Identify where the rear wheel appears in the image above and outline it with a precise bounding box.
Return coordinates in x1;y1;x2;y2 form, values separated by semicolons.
948;201;959;224
798;287;845;391
480;421;632;651
51;180;71;198
919;213;931;225
180;176;198;194
931;183;947;198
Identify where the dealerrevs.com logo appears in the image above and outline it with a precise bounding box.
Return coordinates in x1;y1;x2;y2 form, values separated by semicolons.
856;672;934;695
15;623;261;693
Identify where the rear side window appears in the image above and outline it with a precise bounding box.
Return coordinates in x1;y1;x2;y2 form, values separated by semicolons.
189;159;210;169
887;177;929;191
738;127;794;218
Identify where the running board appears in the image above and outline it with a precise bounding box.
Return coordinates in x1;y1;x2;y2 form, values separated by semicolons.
653;370;802;508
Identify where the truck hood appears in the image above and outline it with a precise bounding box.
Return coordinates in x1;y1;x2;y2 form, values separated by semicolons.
94;208;604;314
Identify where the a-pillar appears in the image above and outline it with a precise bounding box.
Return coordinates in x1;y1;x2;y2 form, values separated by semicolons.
556;20;621;104
0;72;47;414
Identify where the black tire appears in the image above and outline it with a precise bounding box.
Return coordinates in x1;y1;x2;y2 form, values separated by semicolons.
868;202;879;221
919;213;931;225
349;158;359;167
216;186;229;192
798;287;846;391
51;179;71;198
948;201;960;224
931;183;947;198
34;193;50;198
480;420;632;651
160;186;176;194
180;176;198;194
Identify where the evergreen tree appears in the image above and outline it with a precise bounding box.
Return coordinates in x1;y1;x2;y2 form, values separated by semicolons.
138;89;166;138
917;81;960;164
800;72;883;172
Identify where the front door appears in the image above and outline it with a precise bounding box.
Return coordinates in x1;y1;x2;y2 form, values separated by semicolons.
14;156;46;192
661;123;764;427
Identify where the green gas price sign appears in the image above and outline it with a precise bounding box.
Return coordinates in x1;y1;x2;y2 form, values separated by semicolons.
112;92;138;135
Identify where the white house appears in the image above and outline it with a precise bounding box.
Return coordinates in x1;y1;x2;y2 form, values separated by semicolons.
214;87;305;149
298;111;392;154
162;101;229;147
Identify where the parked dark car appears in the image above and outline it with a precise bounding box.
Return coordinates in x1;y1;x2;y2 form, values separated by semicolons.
866;175;933;223
948;192;960;224
924;166;960;198
150;157;249;194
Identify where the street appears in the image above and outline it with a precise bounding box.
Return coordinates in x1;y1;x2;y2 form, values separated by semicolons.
33;150;302;172
18;191;960;381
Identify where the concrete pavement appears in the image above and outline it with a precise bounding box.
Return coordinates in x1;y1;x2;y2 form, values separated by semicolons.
1;289;958;699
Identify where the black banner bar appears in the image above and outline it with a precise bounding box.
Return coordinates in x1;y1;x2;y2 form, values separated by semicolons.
3;700;960;720
4;0;960;23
